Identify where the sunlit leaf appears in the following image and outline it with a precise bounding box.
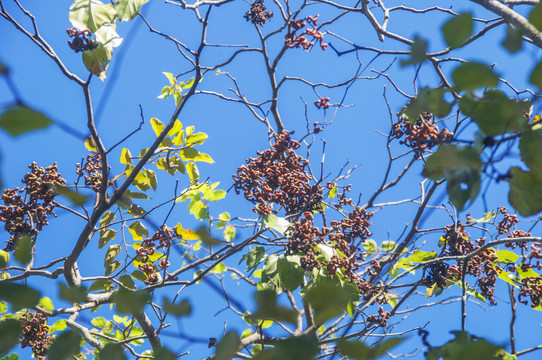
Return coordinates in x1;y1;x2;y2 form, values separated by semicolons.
128;221;148;241
85;136;99;152
0;250;9;269
246;246;266;271
89;278;111;292
150;117;165;137
277;256;304;291
99;229;117;249
38;297;54;312
114;0;148;21
69;0;117;32
261;214;290;235
94;23;123;48
186;162;199;184
82;43;112;81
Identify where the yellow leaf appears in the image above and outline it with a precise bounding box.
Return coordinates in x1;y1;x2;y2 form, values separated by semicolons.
120;148;132;164
150;117;165;137
175;223;201;240
85;136;98;152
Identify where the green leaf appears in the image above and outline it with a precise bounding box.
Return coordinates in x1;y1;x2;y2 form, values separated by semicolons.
471;210;496;223
0;319;22;356
248;290;297;323
163;298;191;317
215;331;240;360
118;274;136;290
131;270;147;283
256;333;319;360
508;167;542;216
185;132;208;146
99;229;117;249
246;246;266;271
53;185;89;206
529;2;542;31
128;204;146;217
82;43;112;81
154;347;176;360
304;279;358;324
195;226;221;246
48;330;81;360
0;283;40;311
13;235;32;265
0;105;52;136
442;13;473;48
128;221;148;241
94;23;122;48
401;36;427;66
91;317;107;329
495;249;519;264
401;88;452;124
223;225;236;242
69;0;117;32
0;302;6;315
113;288;151;314
381;240;396;251
261;214;290;235
452;62;499;92
104;244;121;268
363;239;377;255
38;297;54;312
337;337;405;360
186;162;199;184
529;61;542;93
423;145;482;211
214;262;227;274
277;256;304;291
114;0;148;21
150;117;165;137
520;127;542;173
50;320;67;333
98;343;127;360
146;169;158;190
459;91;529;136
502;26;523;53
89;278;111;292
59;284;87;303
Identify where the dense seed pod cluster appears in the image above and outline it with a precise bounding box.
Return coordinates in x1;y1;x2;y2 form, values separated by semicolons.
431;225;499;304
19;312;52;360
233;130;323;216
0;163;66;251
136;225;179;284
244;0;273;26
389;113;453;158
285;15;328;51
66;27;98;52
76;154;104;192
519;276;542;308
314;97;331;109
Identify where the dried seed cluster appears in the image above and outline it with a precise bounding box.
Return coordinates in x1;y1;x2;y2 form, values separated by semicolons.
390;113;453;158
244;0;273;26
66;27;97;52
285;15;327;51
519;276;542;308
0;163;66;251
19;312;52;360
76;154;104;192
136;225;179;285
233;130;322;216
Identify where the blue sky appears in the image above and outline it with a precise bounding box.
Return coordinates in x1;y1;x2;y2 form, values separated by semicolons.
1;0;541;358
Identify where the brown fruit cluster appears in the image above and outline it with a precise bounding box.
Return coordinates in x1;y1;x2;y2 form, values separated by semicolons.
76;154;104;192
314;97;331;110
233;130;322;216
136;225;179;285
389;113;453;158
66;27;98;53
0;163;66;251
285;15;328;51
19;312;52;360
244;0;273;26
519;276;542;308
432;225;499;304
366;306;391;327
